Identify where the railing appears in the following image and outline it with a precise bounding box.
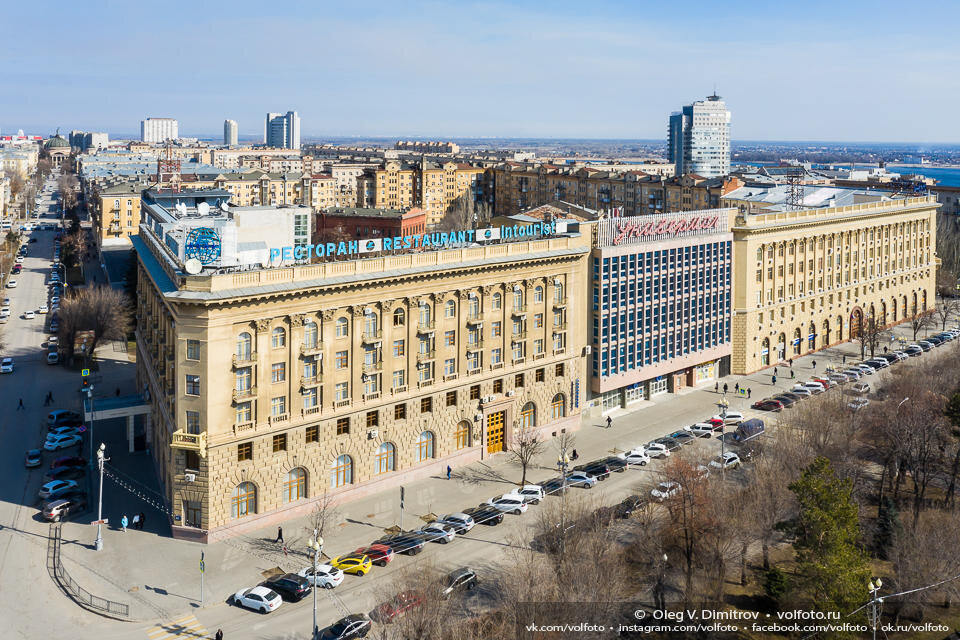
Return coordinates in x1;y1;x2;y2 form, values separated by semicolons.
392;385;408;394
304;405;321;415
47;523;129;617
512;304;528;315
300;342;324;357
553;347;566;355
361;329;382;343
363;391;381;401
443;372;458;381
232;352;257;367
334;398;351;408
513;356;526;365
417;320;436;332
171;430;206;455
362;361;382;373
270;413;289;424
491;361;504;370
300;374;322;387
232;386;256;402
553;322;568;332
418;379;434;388
416;350;435;363
512;331;528;340
466;340;484;351
466;313;484;324
553;297;568;307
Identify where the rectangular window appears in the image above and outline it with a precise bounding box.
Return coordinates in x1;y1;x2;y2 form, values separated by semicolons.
418;362;433;382
392;369;406;389
337;417;350;435
445;330;455;346
446;390;457;407
515;373;524;388
335;382;349;401
393;339;405;357
335;351;348;368
394;403;406;420
420;397;433;413
236;402;251;424
444;358;455;375
306;424;319;443
186;339;200;360
271;396;286;416
273;434;287;452
271;362;286;383
469;385;481;400
185;374;200;396
492;348;502;364
186;410;200;434
534;313;543;329
366;411;379;428
492;322;501;337
493;379;503;394
237;442;252;461
534;338;544;354
555;363;565;377
303;387;318;409
535;368;545;383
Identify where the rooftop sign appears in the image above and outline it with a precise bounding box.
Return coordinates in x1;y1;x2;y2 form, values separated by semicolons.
595;209;732;248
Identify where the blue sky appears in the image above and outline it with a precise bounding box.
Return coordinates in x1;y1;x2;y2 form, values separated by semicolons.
3;1;959;141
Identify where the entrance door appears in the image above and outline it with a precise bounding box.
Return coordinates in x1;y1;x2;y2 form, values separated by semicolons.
486;411;505;454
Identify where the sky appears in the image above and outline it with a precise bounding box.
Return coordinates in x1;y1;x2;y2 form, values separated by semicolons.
3;0;960;142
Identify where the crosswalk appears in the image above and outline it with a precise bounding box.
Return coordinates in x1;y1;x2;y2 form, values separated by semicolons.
145;614;210;640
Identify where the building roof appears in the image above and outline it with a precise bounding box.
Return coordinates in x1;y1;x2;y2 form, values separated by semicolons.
321;206;405;220
45;135;70;149
723;184;901;211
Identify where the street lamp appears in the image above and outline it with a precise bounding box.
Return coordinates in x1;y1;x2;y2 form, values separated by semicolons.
95;443;107;551
869;578;883;640
307;530;323;639
717;394;729;478
86;385;95;466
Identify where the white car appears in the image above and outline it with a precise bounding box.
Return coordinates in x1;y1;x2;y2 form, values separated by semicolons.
565;471;597;488
853;364;875;375
684;423;714;438
44;434;82;451
436;513;475;533
711;411;744;425
233;585;282;613
709;452;742;470
50;296;60;305
38;479;78;499
851;382;870;395
418;522;457;543
6;280;17;288
46;351;59;365
801;381;825;394
644;442;672;458
23;310;36;320
47;426;82;438
297;564;344;589
0;309;9;319
507;484;545;504
38;304;48;314
0;357;13;373
789;385;812;398
485;495;528;514
828;373;849;385
618;448;651;466
651;481;681;501
848;398;870;411
842;369;863;380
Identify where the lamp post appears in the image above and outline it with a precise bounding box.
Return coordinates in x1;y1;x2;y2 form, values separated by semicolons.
717;394;729;479
95;443;107;551
307;530;323;639
868;578;883;640
86;385;95;466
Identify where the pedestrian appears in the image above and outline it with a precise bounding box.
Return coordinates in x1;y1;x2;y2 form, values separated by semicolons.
883;346;888;354
723;383;728;394
747;388;752;398
17;398;24;411
215;630;223;640
138;512;145;530
773;367;778;377
132;514;140;529
274;526;283;544
789;358;793;368
843;355;847;364
772;374;777;385
446;465;452;480
120;515;128;532
572;449;579;461
116;387;121;396
812;359;817;370
606;416;612;429
791;369;795;379
715;381;719;393
734;382;740;393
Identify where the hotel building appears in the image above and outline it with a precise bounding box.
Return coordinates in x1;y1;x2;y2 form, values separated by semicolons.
590;209;733;412
133;213;588;541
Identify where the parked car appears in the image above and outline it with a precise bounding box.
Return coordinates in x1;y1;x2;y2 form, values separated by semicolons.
46;351;59;365
22;310;36;320
734;418;765;442
42;495;88;521
612;495;645;518
651;481;682;501
417;522;457;544
329;554;373;575
842;368;864;379
619;448;652;465
485;495;528;514
350;544;394;566
650;437;683;453
373;533;427;555
507;485;545;504
439;567;479;599
751;398;783;412
45;465;85;480
917;341;934;352
770;394;796;408
811;377;834;389
38;479;78;499
828;373;849;384
232;586;282;613
644;442;672;458
711;410;744;425
666;430;696;445
44;434;81;451
851;382;871;395
462;505;504;526
262;573;311;601
684;423;715;437
298;564;345;589
320;614;371;640
38;304;48;314
48;410;82;427
372;590;423;624
865;359;889;369
25;449;43;468
435;513;475;534
801;381;826;394
564;471;598;488
50;456;85;469
789;386;812;398
848;398;870;411
710;452;742;470
47;425;82;439
904;345;923;357
573;460;612;480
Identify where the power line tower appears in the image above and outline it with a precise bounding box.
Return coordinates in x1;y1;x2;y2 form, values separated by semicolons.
786;168;804;210
157;142;181;193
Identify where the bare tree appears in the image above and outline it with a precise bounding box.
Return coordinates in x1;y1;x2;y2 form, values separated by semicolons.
909;311;934;341
58;285;132;361
509;419;546;486
436;193;493;232
304;490;340;558
855;315;886;359
4;171;24;200
61;229;87;268
57;172;79;211
935;296;960;331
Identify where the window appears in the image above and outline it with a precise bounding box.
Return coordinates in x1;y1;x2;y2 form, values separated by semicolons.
534;313;543;329
555;363;565;377
393;308;405;326
419;304;432;325
551;394;566;419
331;455;352;488
456;421;471;449
418;361;433;382
335;317;349;337
534;339;544;354
231;482;256;518
416;431;435;461
306;425;319;443
493;379;503;394
393;340;405;357
335;351;348;368
468;350;481;371
273;433;287;452
444;330;455;346
492;348;502;364
303;321;318;349
515;373;524;388
271;362;286;383
513;320;523;335
469;385;480;400
237;442;252;461
492;322;502;337
535;368;545;383
446;390;457;407
236;402;251;424
303;359;317;379
554;282;564;303
420;397;433;413
235;367;251;391
186;339;200;360
271;396;286;417
444;358;455;375
336;417;350;435
335;382;349;401
186;411;200;434
185;375;200;396
512;342;525;360
392;369;406;389
445;300;456;317
492;293;502;309
271;327;286;348
363;312;378;336
303;387;318;409
394;403;406;420
283;467;306;502
520;402;536;429
534;286;543;303
366;410;379;428
375;443;395;474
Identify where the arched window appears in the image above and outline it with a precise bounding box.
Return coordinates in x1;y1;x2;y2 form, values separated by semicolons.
492;293;502;309
455;421;471;449
303;321;318;349
776;333;786;361
513;288;524;309
335;317;349;337
520;402;536;429
331;455;352;488
393;308;405;326
375;443;395;474
271;327;286;348
231;482;256;518
283;468;307;503
534;286;544;303
793;328;802;355
444;300;456;318
419;304;432;325
416;431;435;462
364;311;378;335
808;321;816;350
922;290;928;311
236;332;252;359
554;282;564;303
550;394;565;420
822;319;831;345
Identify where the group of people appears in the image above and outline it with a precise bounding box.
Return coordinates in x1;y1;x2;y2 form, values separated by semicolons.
715;381;753;398
119;512;146;532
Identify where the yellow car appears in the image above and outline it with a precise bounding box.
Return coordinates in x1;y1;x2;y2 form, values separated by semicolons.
330;554;372;576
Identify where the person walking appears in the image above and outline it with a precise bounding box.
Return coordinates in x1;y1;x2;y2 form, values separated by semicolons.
747;388;752;398
773;367;778;377
606;416;612;429
132;514;140;530
138;512;145;530
843;354;847;365
789;358;793;368
572;449;579;461
714;381;719;393
215;630;223;640
120;515;128;533
17;398;24;411
772;374;777;385
812;359;817;370
723;382;728;394
446;465;452;480
734;382;740;394
116;387;121;397
274;526;284;544
791;369;795;379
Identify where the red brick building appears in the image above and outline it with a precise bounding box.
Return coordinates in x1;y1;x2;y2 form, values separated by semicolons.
314;206;427;242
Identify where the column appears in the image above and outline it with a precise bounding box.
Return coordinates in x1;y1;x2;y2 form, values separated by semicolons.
127;415;134;453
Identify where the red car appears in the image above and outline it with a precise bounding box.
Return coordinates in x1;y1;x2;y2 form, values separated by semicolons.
705;417;725;431
812;377;833;389
51;456;86;469
352;544;394;567
373;590;423;623
751;398;784;412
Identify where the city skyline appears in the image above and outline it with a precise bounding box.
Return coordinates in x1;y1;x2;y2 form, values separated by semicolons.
4;1;960;142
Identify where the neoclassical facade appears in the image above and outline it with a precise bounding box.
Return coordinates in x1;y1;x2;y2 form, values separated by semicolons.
133;229;589;541
729;195;939;374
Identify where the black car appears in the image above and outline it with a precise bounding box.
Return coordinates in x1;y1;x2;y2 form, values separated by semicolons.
599;456;628;472
614;495;646;518
539;478;570;497
667;430;696;445
772;394;797;407
321;614;372;640
573;461;611;480
779;391;803;402
373;533;427;555
262;573;311;602
462;505;504;526
651;437;682;452
45;466;85;480
440;567;479;599
878;353;899;363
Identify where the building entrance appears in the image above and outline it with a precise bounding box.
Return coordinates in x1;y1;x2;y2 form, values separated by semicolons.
486;411;505;454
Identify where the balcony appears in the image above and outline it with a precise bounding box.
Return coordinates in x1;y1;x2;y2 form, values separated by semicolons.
300;374;322;387
466;313;484;325
270;413;289;424
232;386;256;402
232;352;257;367
362;361;382;373
392;385;408;394
361;329;382;344
553;297;567;308
512;331;528;341
233;421;255;434
417;320;436;333
513;356;526;365
491;361;504;370
533;352;546;360
363;391;381;401
304;405;321;416
443;372;458;382
466;340;484;351
418;379;434;388
512;305;528;316
553;322;568;332
416;350;436;363
171;430;207;457
553;347;567;355
300;342;324;357
467;367;482;376
334;398;351;409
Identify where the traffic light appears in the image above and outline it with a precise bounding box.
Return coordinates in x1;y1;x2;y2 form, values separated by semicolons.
81;378;90;392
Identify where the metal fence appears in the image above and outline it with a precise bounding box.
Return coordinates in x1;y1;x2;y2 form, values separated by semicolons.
48;523;130;617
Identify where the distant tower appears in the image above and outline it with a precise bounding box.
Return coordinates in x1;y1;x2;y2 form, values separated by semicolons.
667;93;731;177
264;111;301;149
157;142;182;193
224;119;238;146
786;169;804;210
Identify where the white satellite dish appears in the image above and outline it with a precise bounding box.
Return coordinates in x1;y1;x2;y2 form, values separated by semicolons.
220;201;230;212
184;258;202;275
197;202;210;216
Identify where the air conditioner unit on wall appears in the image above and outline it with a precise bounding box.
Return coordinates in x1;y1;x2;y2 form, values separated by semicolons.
506;390;516;397
482;395;495;403
367;429;378;439
184;473;196;483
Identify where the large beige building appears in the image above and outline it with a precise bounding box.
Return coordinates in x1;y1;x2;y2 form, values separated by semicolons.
133;222;588;541
363;160;485;227
727;191;938;374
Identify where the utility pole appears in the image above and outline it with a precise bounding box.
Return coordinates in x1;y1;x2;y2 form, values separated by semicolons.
200;551;205;605
95;443;107;551
869;578;883;640
308;531;323;640
717;394;728;479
